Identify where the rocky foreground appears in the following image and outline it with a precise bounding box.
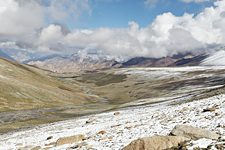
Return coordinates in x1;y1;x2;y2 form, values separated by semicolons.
0;94;225;150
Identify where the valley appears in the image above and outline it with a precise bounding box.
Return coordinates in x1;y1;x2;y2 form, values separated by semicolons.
1;56;225;135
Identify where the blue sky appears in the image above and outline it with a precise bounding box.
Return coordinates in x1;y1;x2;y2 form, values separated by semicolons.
72;0;214;29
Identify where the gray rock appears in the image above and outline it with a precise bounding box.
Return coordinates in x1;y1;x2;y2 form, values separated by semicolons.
56;134;86;146
170;125;220;140
122;135;190;150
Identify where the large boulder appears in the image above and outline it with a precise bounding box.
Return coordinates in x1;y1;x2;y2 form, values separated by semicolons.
122;135;189;150
56;134;86;146
170;125;220;140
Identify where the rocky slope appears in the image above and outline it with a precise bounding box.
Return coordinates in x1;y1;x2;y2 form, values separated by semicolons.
0;91;224;149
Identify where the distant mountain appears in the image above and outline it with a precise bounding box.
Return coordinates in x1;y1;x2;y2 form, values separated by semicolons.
172;54;208;66
0;48;33;62
27;52;211;73
121;53;207;68
121;57;175;67
27;53;121;73
0;47;62;63
24;46;225;73
23;54;64;63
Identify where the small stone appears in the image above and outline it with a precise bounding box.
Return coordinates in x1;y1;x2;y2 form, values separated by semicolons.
193;147;201;150
217;124;221;128
86;118;96;124
207;145;213;149
203;107;217;112
70;145;79;149
46;136;53;140
114;112;120;116
97;130;106;135
111;124;121;128
215;144;225;150
78;142;88;147
125;126;132;130
45;142;56;147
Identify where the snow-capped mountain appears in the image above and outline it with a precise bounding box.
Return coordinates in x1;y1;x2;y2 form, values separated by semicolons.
27;52;208;73
27;52;121;73
0;47;47;63
201;49;225;66
2;45;224;73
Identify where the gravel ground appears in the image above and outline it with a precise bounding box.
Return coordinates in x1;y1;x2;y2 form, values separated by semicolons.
0;93;224;150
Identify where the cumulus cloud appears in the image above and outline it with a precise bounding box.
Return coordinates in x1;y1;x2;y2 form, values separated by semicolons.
0;0;91;53
1;0;225;59
55;0;225;58
39;25;63;44
0;0;44;35
0;0;90;38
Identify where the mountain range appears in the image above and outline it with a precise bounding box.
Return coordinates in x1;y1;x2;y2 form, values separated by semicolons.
26;52;209;73
1;47;225;73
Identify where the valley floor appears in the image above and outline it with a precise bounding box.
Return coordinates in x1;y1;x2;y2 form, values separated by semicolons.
1;65;225;134
0;92;225;149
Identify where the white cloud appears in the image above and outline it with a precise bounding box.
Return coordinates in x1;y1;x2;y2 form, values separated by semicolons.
0;0;91;52
0;0;90;36
58;0;225;58
0;0;44;35
39;24;63;44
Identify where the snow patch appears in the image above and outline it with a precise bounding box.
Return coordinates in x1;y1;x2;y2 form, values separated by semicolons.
201;50;225;66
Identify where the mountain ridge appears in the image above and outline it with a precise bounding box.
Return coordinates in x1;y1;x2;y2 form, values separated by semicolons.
25;52;209;73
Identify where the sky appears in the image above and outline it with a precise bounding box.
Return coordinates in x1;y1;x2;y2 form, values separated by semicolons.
77;0;214;29
0;0;225;59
